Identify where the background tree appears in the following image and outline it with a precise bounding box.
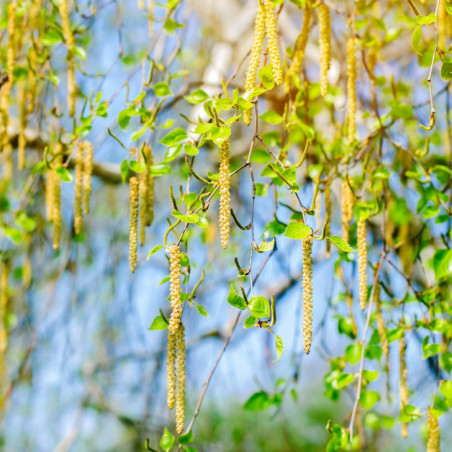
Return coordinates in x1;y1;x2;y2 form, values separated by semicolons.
0;0;451;451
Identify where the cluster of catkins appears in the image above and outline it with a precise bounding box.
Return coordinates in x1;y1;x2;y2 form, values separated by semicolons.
166;245;186;434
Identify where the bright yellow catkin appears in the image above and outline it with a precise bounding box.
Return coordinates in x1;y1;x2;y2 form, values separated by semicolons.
176;322;186;435
27;44;38;114
219;139;231;250
438;0;446;51
46;169;56;222
244;2;265;125
74;144;84;236
357;220;367;311
264;1;282;85
59;0;76;117
375;283;389;356
53;170;62;251
427;408;440;452
166;331;176;410
399;333;408;438
148;0;154;37
82;141;93;215
325;185;331;258
139;172;147;247
341;179;353;244
18;83;27;170
318;4;331;97
129;177;139;273
144;146;154;226
284;6;311;93
302;237;313;354
346;36;357;143
0;260;9;384
0;2;16;145
168;244;182;334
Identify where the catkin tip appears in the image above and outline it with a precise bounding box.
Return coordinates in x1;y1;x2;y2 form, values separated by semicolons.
176;323;186;435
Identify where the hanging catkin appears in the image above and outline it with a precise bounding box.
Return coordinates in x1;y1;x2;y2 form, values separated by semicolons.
168;244;182;334
144;146;154;227
302;237;313;354
0;2;17;147
82;141;93;215
18;83;27;170
74;144;84;235
175;322;186;435
341;178;353;244
284;6;311;93
346;36;357;143
399;332;408;438
427;408;440;452
148;0;154;37
129;177;139;273
219;139;231;249
325;184;331;258
27;44;38;114
0;260;9;385
244;1;265;125
438;0;447;51
357;220;367;311
52;149;63;251
264;1;282;85
59;0;76;117
139;172;147;247
318;4;331;97
166;331;176;410
375;282;388;356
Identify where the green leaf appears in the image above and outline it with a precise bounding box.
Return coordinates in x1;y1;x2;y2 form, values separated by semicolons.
56;166;73;182
147;245;163;259
131;125;148;141
159;128;188;146
284;222;311;240
416;12;436;25
185;89;209;104
172;210;199;224
259;110;283;124
327;236;356;252
259;65;275;90
154;82;172;97
129;160;147;173
248;296;270;318
193;123;213;134
150;164;171;176
263;220;286;238
227;285;247;310
149;315;168;330
273;334;284;362
299;123;315;140
195;305;208;317
345;343;362;365
441;62;452;81
208;126;230;145
432;249;452;280
243;391;272;411
440;351;452;373
258;238;275;253
178;430;194;444
3;227;23;244
184;144;199;156
15;211;36;232
363;369;379;382
411;25;423;55
120;159;129;183
160;428;175;451
336;373;355;389
360;390;381;409
244;315;257;329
